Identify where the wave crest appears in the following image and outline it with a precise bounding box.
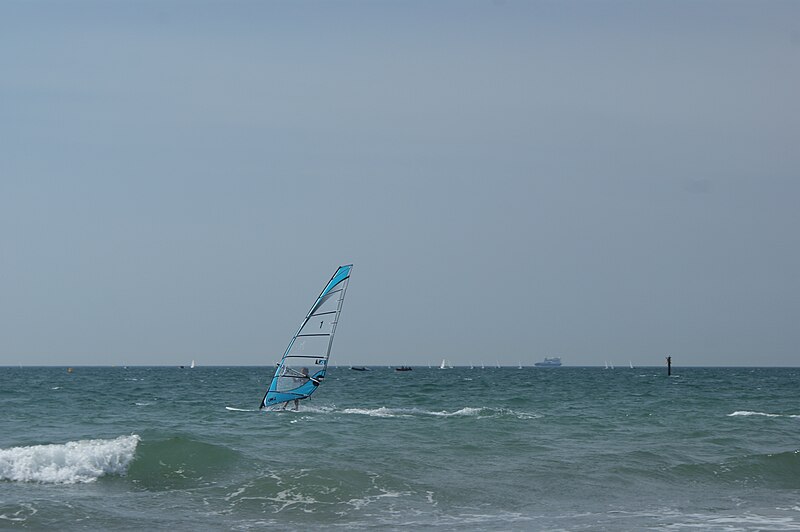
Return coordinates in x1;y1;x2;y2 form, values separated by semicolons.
728;411;800;418
0;435;140;484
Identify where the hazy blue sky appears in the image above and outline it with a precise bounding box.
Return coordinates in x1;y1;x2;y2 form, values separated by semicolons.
1;1;798;367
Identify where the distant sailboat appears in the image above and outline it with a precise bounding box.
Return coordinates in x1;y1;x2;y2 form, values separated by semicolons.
190;360;196;369
604;361;609;369
629;361;634;369
260;265;352;410
439;358;452;369
518;362;523;369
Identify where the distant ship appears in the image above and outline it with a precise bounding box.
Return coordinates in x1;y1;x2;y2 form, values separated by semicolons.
534;357;562;367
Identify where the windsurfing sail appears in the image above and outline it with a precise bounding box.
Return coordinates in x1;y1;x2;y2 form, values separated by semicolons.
260;264;352;409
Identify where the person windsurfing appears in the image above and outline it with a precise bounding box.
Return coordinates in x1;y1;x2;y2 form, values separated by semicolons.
284;367;310;411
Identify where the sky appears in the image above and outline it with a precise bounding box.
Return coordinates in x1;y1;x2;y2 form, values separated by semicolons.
1;1;798;367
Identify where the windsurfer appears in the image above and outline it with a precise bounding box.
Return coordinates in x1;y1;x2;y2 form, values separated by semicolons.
259;265;351;412
283;367;310;411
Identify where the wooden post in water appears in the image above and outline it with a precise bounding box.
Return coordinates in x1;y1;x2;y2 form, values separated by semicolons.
666;356;672;376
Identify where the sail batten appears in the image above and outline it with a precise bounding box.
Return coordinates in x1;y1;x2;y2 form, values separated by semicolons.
260;265;352;410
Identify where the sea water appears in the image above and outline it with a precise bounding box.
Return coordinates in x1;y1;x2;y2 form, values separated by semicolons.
1;366;799;530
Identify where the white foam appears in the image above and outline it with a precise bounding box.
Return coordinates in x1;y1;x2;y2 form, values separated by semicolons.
729;411;783;417
0;503;37;523
345;488;405;510
341;407;411;418
258;404;541;419
293;404;334;414
428;407;484;417
0;435;140;484
339;406;541;419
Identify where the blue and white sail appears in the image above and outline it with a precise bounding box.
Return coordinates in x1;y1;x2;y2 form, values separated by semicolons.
260;265;352;409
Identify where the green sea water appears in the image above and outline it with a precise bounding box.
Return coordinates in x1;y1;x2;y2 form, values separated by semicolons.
1;366;799;530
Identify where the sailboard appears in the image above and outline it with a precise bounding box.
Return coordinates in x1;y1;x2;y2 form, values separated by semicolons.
260;264;352;410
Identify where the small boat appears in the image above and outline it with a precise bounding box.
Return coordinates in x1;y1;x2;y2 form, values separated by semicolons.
439;359;452;369
190;359;196;369
395;366;413;371
350;366;369;371
534;357;562;367
260;265;352;410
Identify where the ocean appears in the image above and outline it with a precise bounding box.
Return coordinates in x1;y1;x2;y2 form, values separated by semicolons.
1;366;799;530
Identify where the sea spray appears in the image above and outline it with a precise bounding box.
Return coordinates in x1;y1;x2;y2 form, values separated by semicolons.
0;435;140;483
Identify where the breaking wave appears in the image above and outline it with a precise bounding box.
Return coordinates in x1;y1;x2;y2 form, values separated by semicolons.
0;435;140;484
